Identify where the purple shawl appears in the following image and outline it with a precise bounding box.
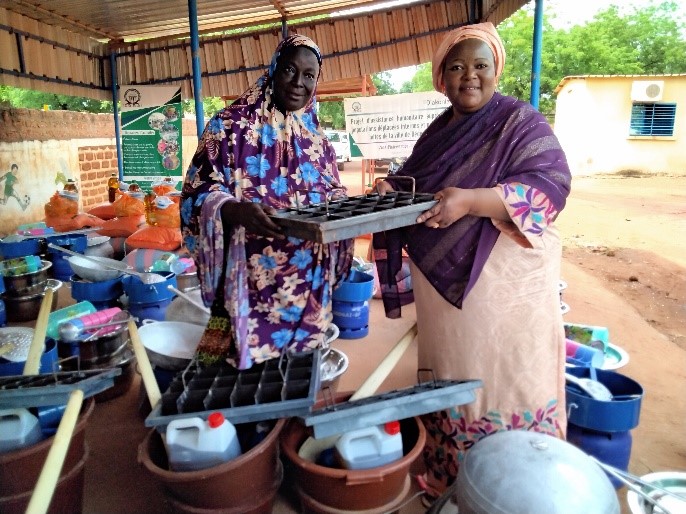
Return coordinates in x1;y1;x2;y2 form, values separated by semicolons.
377;93;571;317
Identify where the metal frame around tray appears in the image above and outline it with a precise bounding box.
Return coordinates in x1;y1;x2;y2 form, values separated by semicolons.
270;191;437;243
0;368;121;408
303;377;483;439
145;349;322;429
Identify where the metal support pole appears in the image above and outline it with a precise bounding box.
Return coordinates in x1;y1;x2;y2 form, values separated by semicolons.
188;0;204;138
530;0;544;109
281;19;288;40
109;52;123;179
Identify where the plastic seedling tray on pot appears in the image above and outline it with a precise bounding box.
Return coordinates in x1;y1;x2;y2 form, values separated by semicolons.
303;373;483;439
0;368;121;408
145;349;322;429
269;191;437;243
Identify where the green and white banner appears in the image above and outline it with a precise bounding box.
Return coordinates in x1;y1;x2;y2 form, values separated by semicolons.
120;85;183;190
344;92;450;159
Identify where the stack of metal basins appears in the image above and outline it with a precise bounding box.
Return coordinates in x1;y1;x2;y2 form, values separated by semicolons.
1;260;61;323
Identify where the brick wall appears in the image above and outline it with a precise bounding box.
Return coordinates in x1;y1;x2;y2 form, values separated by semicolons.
78;146;118;207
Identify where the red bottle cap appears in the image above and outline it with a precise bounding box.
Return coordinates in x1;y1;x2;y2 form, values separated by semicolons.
384;420;401;435
207;412;225;428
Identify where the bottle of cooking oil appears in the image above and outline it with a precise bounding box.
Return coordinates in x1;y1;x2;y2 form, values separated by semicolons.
107;173;120;203
144;190;158;226
63;179;78;194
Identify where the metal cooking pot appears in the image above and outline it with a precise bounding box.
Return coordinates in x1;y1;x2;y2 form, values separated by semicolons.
454;430;619;514
2;260;52;297
58;324;129;366
3;278;61;322
138;320;204;370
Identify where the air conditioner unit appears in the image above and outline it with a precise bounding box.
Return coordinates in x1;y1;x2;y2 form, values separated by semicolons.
631;80;664;102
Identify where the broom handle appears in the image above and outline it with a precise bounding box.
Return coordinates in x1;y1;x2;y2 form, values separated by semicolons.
128;319;162;409
23;288;53;376
25;389;84;514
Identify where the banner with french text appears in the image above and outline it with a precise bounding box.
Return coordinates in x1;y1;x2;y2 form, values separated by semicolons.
120;85;183;191
344;92;450;159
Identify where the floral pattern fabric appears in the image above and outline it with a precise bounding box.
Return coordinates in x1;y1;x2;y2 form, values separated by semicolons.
181;35;353;369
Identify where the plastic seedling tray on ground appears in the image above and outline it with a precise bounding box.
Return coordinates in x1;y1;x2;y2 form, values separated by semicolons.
145;350;322;429
303;377;483;439
269;192;437;243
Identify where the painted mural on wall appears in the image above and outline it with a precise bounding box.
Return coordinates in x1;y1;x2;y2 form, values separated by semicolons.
0;142;81;236
0;163;31;211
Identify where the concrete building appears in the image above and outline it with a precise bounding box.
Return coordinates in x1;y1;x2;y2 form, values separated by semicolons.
554;74;686;176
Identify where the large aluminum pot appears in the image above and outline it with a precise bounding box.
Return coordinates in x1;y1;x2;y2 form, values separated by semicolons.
455;430;619;514
138;320;204;371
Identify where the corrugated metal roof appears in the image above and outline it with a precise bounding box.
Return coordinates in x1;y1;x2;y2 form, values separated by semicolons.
0;0;528;100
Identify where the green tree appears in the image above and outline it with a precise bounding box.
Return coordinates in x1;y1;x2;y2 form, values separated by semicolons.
0;85;112;112
400;63;432;93
317;100;345;129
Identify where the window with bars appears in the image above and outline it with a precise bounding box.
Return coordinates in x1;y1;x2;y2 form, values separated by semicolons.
629;102;677;136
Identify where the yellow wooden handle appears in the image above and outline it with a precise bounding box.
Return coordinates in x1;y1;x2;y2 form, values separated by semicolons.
25;388;84;514
128;319;161;409
350;322;417;401
23;287;53;376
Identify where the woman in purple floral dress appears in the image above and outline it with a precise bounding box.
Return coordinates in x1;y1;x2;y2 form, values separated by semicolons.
181;35;353;369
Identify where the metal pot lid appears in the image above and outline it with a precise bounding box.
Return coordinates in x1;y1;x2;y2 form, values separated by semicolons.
0;327;41;362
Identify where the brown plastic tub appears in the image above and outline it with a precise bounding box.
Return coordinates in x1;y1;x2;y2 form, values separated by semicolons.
280;393;426;513
138;418;285;511
0;397;94;511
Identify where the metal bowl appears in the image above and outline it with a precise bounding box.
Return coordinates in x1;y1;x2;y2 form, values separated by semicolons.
319;348;348;392
176;271;199;292
627;471;686;514
3;279;62;322
2;260;52;297
67;255;131;282
138;320;204;370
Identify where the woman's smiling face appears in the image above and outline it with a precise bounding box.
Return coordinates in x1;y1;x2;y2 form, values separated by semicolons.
442;38;497;120
272;46;320;113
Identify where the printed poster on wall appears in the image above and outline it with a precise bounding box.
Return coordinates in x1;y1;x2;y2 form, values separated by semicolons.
120;85;182;190
344;92;450;159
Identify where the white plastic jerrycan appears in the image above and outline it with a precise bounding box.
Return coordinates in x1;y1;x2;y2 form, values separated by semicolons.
0;408;44;453
335;420;403;470
165;412;242;472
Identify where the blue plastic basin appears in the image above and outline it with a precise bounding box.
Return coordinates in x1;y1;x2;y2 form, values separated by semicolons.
565;367;643;432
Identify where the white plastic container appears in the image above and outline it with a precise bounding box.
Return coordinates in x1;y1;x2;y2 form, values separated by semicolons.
165;412;242;471
0;408;44;453
335;420;403;470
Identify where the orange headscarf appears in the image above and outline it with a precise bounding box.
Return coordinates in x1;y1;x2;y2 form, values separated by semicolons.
432;22;506;92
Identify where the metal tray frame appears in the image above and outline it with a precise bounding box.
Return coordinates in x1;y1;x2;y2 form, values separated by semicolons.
145;349;322;429
0;368;121;408
303;376;483;439
270;191;437;243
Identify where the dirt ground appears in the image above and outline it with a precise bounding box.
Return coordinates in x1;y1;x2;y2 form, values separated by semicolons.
557;173;686;352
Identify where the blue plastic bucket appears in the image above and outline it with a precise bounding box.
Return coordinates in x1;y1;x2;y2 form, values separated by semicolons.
47;234;88;281
122;272;176;304
0;338;59;376
128;298;173;323
565;367;643;432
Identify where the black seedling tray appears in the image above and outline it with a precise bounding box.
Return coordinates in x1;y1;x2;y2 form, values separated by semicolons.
270;192;437;243
304;378;483;439
145;350;321;429
0;368;121;408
